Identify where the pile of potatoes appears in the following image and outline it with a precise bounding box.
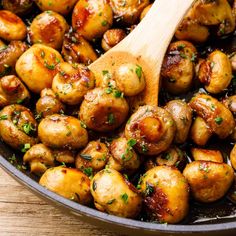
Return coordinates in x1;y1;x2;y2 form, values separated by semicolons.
0;0;236;224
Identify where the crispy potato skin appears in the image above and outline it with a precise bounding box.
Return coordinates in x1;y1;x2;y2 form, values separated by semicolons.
39;166;92;205
90;168;142;218
0;105;38;150
29;11;69;50
35;0;78;15
79;87;129;132
189;94;235;139
0;75;30;107
230;144;236;170
183;161;234;203
0;10;27;41
52;62;95;105
38;114;88;150
125;105;176;155
2;0;33;16
165;100;192;144
72;0;113;41
139;166;189;224
15;44;63;93
191;148;223;163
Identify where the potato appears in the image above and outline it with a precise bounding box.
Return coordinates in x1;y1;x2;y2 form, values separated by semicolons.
125;105;176;155
139;166;189;224
230;144;236;170
72;0;113;41
29;11;69;50
2;0;33;16
15;44;63;93
38;114;88;150
39;166;92;205
0;10;27;41
52;150;75;164
191;148;223;163
90;168;142;218
183;161;234;203
52;62;95;105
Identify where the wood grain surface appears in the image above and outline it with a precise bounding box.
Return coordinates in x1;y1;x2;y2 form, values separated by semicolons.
0;167;120;236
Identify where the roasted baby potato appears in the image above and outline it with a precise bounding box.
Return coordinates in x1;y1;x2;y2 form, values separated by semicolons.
165;100;192;144
183;161;234;203
35;0;78;15
161;41;197;95
198;50;232;94
23;143;54;175
189;94;235;139
125;105;176;155
2;0;33;16
90;168;142;218
29;11;69;50
0;75;30;107
79;87;129;132
39;166;92;205
72;0;113;41
230;144;236;170
0;10;27;41
16;44;63;93
0;104;38;150
191;148;223;163
52;62;95;105
38;114;88;150
53;150;75;164
139;166;189;224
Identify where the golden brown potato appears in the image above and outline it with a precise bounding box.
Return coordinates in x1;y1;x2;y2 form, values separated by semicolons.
0;10;27;41
190;116;212;146
125;105;176;155
161;41;197;95
79;87;129;132
23;143;54;175
198;50;232;94
2;0;33;16
107;137;140;174
0;41;28;77
0;104;38;151
52;62;95;105
165;100;192;144
29;11;69;50
230;53;236;71
39;166;92;204
140;4;152;21
62;33;97;65
139;166;189;224
101;29;126;52
72;0;113;41
75;141;110;175
183;161;234;203
90;168;142;218
16;44;63;93
52;150;75;164
230;144;236;170
0;75;30;107
38;114;88;150
189;94;235;139
114;63;146;97
110;0;150;25
36;88;65;118
191;148;223;163
223;95;236;114
35;0;78;15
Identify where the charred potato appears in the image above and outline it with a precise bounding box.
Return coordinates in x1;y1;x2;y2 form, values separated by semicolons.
165;100;192;144
90;168;142;218
23;143;54;175
139;166;189;224
39;166;92;204
52;62;95;105
0;10;27;41
79;87;129;132
72;0;113;41
230;144;236;170
191;148;223;163
183;161;234;203
2;0;33;16
0;104;37;150
29;11;69;50
38;114;88;150
0;75;30;107
16;44;63;93
125;105;176;155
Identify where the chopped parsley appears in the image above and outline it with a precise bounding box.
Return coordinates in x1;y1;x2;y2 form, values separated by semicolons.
120;193;128;204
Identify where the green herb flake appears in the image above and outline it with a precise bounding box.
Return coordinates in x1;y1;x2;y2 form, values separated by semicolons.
83;167;93;177
21;143;31;153
120;193;128;204
127;139;137;147
0;114;8;120
215;117;223;125
108;113;115;125
135;65;143;80
80;154;92;161
145;182;154;196
22;123;36;135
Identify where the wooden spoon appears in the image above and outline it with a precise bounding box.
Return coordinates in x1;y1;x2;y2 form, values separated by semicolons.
89;0;195;111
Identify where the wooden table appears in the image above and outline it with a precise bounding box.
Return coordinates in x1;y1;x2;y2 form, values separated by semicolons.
0;167;120;236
